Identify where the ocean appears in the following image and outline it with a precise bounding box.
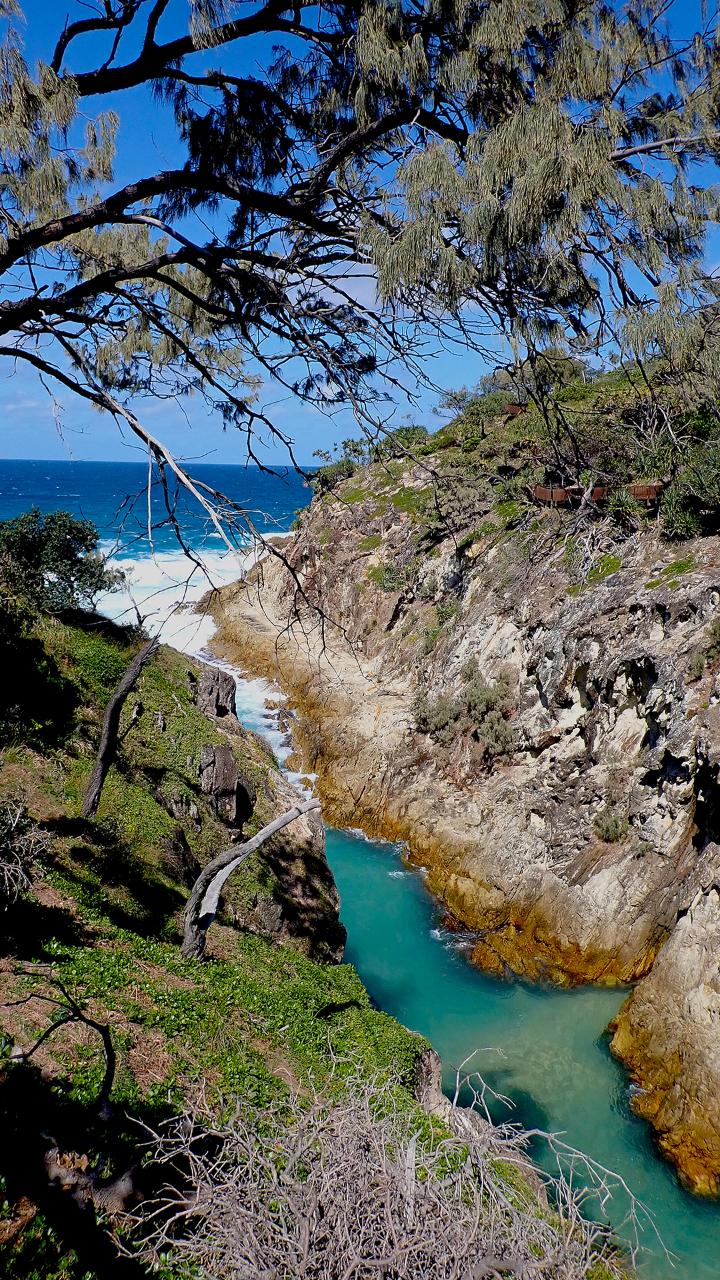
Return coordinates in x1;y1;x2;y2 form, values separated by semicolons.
0;457;311;651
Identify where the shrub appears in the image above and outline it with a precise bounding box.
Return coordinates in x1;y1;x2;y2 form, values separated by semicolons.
311;457;357;493
593;806;629;844
0;508;122;612
0;802;49;908
411;690;460;744
370;424;430;459
0;595;76;746
436;600;460;625
413;662;516;761
479;708;516;758
421;624;441;655
463;663;511;722
368;560;416;592
132;1063;629;1280
418;572;438;601
660;490;702;541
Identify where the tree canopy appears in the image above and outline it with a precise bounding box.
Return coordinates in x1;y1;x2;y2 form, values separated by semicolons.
2;0;720;535
0;507;121;611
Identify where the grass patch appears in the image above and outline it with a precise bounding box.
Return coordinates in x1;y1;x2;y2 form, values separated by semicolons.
367;561;415;591
389;487;430;515
358;533;383;552
593;807;629;844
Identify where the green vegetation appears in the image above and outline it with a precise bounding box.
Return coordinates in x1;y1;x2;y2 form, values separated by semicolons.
0;511;124;748
0;603;428;1280
358;533;383;552
367;560;416;592
593;807;630;844
567;554;623;597
0;508;122;614
645;558;697;591
389;486;430;515
587;555;622;586
421;623;441;655
418;600;462;655
412;660;515;761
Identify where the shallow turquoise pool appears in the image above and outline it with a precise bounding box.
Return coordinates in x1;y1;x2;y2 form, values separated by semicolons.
324;827;720;1280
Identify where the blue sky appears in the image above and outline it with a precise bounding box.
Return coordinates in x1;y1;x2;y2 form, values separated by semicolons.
0;1;508;464
0;0;710;464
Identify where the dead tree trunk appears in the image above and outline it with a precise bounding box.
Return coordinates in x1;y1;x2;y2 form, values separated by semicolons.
82;637;159;820
182;798;321;959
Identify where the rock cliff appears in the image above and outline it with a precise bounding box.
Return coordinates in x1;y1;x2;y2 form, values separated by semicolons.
208;452;720;1193
610;888;720;1196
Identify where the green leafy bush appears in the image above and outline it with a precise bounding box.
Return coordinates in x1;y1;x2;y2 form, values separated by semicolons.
411;690;460;744
0;596;76;746
660;490;702;540
463;662;511;721
480;708;517;758
421;624;441;655
370;424;430;459
367;561;415;592
436;600;460;625
0;508;122;612
311;457;357;493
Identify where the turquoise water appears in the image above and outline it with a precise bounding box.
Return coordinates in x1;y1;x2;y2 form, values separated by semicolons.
323;828;720;1280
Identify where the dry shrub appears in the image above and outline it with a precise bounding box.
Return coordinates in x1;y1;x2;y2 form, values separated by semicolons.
129;1062;657;1280
0;801;49;908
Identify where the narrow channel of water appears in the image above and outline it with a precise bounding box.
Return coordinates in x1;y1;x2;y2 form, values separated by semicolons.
232;679;720;1280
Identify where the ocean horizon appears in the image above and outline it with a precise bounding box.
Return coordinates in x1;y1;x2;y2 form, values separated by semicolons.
0;456;313;651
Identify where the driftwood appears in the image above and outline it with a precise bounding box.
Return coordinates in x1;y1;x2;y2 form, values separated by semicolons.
82;637;159;819
182;798;321;959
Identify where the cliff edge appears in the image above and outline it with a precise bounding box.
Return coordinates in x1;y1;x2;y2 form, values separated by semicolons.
208;435;720;1195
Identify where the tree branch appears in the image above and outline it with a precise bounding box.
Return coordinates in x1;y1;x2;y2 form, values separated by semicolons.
610;132;720;161
82;636;159;820
67;0;333;96
182;798;321;959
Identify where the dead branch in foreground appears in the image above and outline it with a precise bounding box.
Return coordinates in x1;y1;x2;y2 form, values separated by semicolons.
82;637;159;819
6;967;116;1118
128;1061;659;1280
181;798;321;959
0;802;49;907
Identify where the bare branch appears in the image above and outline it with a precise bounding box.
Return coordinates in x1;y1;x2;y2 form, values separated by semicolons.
182;798;321;958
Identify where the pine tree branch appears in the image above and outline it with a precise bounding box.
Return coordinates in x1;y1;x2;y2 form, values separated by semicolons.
611;133;720;161
0;169;346;277
65;0;338;96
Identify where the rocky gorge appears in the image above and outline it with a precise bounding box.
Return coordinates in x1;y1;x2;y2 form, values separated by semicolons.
208;445;720;1198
